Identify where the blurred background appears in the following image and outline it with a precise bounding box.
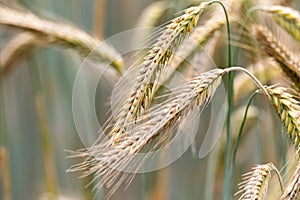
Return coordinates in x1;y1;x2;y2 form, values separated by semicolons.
1;0;300;199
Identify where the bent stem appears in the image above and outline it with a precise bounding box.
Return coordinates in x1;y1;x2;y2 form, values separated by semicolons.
222;66;270;198
229;91;259;194
224;67;270;99
273;167;284;195
223;66;282;197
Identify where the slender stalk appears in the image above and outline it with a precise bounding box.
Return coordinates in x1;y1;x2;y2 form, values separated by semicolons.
229;91;259;193
29;59;58;197
0;40;11;200
207;1;232;199
254;105;262;164
273;164;284;195
281;126;287;178
148;169;169;200
224;67;270;98
204;144;220;200
0;46;6;149
0;148;11;200
208;1;231;67
223;66;271;198
142;174;148;200
93;0;106;38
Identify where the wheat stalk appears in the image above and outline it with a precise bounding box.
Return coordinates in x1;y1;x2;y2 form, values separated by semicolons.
234;58;280;102
0;5;123;72
235;162;283;200
280;159;300;200
68;68;226;198
266;87;300;148
253;25;300;91
0;147;11;200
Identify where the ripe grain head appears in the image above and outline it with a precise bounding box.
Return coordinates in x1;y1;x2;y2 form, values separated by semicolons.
266;86;300;148
280;160;300;200
0;5;123;72
235;162;282;200
68;68;226;198
253;25;300;91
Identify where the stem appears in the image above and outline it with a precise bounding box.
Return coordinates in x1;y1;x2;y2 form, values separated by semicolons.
0;51;7;149
0;43;11;200
204;145;219;200
142;174;148;200
222;66;277;197
0;147;11;200
229;91;258;192
93;0;106;38
224;67;270;99
208;1;232;67
272;165;284;194
254;105;261;163
29;58;58;197
281;126;287;179
208;1;232;199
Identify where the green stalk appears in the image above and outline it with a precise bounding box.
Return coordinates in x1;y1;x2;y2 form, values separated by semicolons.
0;54;11;200
204;144;220;200
29;58;58;198
0;148;11;200
142;174;148;200
225;3;261;198
281;126;287;179
207;1;232;199
0;54;7;148
229;91;258;193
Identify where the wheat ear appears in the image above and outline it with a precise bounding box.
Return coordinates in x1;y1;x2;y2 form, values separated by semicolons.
260;6;300;42
253;25;300;90
148;0;237;106
67;68;226;198
234;58;280;101
68;66;272;198
164;0;236;78
160;16;226;81
108;2;210;143
235;162;283;200
0;5;123;72
266;87;300;148
280;160;300;200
